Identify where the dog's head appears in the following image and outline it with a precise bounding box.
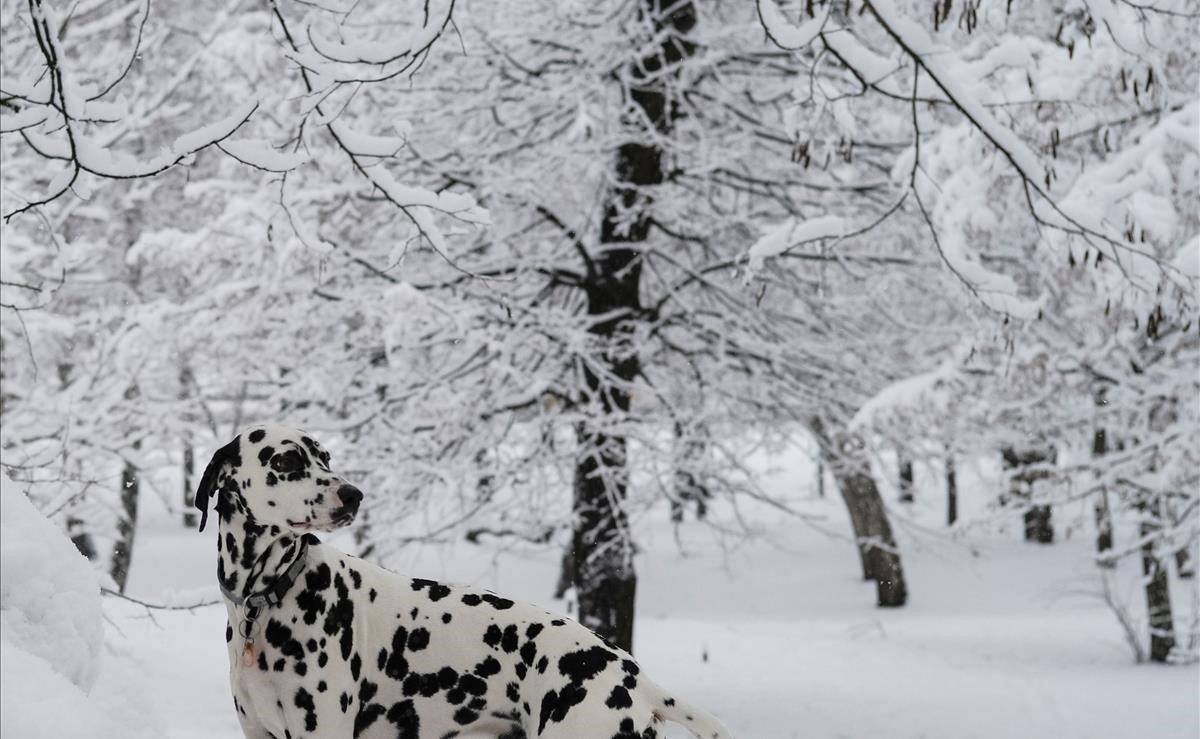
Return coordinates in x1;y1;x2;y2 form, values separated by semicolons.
194;424;362;534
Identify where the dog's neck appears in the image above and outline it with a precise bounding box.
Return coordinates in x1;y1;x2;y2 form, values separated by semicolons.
215;504;304;600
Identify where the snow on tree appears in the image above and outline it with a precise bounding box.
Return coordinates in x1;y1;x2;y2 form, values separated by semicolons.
753;0;1199;661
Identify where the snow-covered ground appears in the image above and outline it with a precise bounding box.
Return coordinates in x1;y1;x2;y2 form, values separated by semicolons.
84;451;1197;739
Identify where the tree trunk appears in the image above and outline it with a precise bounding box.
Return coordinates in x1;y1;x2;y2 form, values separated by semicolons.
182;443;197;528
570;428;637;650
813;422;907;606
67;516;97;561
1001;446;1055;544
553;546;575;601
110;444;140;593
898;454;914;503
1092;428;1114;563
945;452;957;526
1140;517;1176;663
1176;548;1195;579
816;457;826;499
567;0;696;653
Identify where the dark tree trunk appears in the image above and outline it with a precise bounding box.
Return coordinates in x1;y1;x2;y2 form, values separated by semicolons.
182;443;197;528
110;445;140;593
945;453;958;526
1140;517;1176;663
570;431;637;649
813;422;907;606
67;516;96;561
898;455;914;504
1001;446;1055;544
1023;507;1053;544
1092;428;1114;562
816;457;826;499
1175;547;1195;579
553;546;575;601
567;0;696;653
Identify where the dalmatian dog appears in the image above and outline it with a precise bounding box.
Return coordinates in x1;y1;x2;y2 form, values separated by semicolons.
195;423;732;739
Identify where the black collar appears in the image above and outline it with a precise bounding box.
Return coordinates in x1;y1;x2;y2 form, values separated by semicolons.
222;538;309;638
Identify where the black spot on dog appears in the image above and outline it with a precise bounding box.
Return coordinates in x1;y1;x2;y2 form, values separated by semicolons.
385;699;420;735
559;646;618;683
538;682;588;733
248;429;266;443
484;624;503;648
481;594;515;610
454;707;479;725
411;578;451;602
258;446;275;466
501;625;519;653
438;666;459;689
297;563;331;625
459;674;487;696
325;574;355;659
407;628;430;651
606;685;633;709
264;619;305;663
354;704;384;737
294;688;317;731
474;656;501;677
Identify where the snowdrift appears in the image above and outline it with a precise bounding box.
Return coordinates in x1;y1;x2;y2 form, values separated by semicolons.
0;485;160;738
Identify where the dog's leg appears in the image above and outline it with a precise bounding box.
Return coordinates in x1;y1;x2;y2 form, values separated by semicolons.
232;694;278;739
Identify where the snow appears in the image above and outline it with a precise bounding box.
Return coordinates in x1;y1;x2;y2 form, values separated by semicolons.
0;107;50;134
219;139;309;172
84;449;1200;739
747;215;846;270
756;0;829;50
0;485;102;688
866;0;1049;190
322;124;407;157
306;0;452;65
0;484;163;739
73;101;257;178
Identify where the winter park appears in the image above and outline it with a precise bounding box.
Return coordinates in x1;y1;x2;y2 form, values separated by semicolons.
1;0;1199;737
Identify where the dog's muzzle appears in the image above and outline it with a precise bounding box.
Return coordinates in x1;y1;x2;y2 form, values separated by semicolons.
332;484;363;526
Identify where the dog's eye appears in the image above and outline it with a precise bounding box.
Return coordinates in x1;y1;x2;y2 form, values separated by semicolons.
272;451;305;474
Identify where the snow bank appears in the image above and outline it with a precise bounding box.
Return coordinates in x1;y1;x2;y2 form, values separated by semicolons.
0;486;102;688
0;486;162;739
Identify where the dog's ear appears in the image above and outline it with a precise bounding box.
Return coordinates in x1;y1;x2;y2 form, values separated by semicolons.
195;435;241;532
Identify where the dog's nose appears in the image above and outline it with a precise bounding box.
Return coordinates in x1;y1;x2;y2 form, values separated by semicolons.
337;485;363;508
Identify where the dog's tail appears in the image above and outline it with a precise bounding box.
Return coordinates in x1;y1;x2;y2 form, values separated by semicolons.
643;676;733;739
